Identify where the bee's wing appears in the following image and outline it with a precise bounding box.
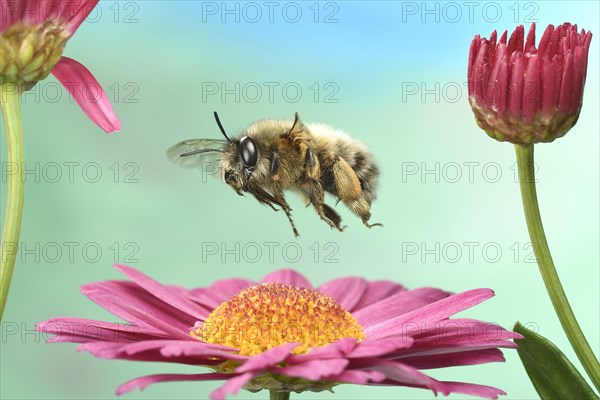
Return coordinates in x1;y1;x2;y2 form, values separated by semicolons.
167;139;227;169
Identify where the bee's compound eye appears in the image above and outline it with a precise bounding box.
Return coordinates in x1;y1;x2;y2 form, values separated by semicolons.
239;136;257;167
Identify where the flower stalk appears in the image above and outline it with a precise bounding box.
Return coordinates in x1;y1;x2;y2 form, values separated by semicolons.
0;0;121;320
0;83;25;320
515;143;600;391
269;390;290;400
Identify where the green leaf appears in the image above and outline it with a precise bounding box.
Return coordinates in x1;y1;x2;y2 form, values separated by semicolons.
514;322;599;400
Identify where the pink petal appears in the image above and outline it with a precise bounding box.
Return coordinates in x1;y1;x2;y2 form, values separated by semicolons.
261;269;312;288
507;25;525;55
78;340;246;364
486;44;508;115
235;342;298;373
37;317;155;343
443;381;506;399
81;280;199;336
391;319;521;356
287;338;358;363
375;378;505;400
63;0;100;34
277;358;349;380
84;280;205;324
0;1;18;31
188;278;254;310
398;348;506;369
471;42;488;102
540;57;557;115
525;23;537;52
522;54;540;121
353;287;451;329
468;37;481;94
549;25;562;57
481;62;491;97
5;0;29;29
209;373;256;400
358;359;448;395
489;30;497;46
583;31;593;53
83;296;188;340
188;287;231;310
318;277;368;311
1;0;97;32
393;320;519;361
348;336;414;358
51;57;120;133
116;373;232;395
507;53;524;117
582;32;592;79
364;289;494;339
398;342;517;360
114;265;203;320
209;278;255;298
570;46;586;112
352;280;406;312
538;24;554;57
557;52;574;112
409;318;521;344
551;54;565;105
569;27;579;49
327;370;386;385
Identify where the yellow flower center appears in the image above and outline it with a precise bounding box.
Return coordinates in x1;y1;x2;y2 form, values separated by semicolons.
191;283;365;356
0;21;69;88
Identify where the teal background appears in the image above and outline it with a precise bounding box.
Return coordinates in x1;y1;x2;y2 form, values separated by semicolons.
1;1;598;399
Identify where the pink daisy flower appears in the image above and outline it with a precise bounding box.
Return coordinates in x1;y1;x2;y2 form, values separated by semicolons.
38;266;520;400
1;0;120;132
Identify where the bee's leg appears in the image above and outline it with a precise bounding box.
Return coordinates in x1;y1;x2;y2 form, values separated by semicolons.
304;149;344;231
325;154;382;229
269;151;300;237
322;203;344;229
301;190;344;230
247;185;280;211
252;188;297;232
274;187;299;237
345;196;383;228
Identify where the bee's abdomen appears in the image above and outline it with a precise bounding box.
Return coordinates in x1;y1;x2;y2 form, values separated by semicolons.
316;142;379;204
308;124;379;204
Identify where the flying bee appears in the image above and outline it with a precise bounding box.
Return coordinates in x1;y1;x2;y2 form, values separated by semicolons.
167;112;381;237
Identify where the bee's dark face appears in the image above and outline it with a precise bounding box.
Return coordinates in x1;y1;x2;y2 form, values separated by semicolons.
222;136;259;192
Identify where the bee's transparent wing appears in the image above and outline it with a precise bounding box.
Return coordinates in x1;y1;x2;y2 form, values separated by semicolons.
167;139;227;169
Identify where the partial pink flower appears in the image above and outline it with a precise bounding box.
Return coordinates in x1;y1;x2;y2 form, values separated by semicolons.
0;0;120;132
38;265;521;400
468;23;592;144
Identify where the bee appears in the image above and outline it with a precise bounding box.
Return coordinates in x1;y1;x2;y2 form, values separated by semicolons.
168;112;381;237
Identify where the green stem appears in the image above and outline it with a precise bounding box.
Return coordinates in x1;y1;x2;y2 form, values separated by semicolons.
515;144;600;392
269;390;290;400
0;83;24;321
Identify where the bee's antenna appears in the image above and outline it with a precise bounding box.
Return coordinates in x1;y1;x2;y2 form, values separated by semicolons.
180;148;224;157
214;111;232;142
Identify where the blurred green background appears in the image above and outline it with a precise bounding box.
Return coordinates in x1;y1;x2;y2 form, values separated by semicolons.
1;1;598;399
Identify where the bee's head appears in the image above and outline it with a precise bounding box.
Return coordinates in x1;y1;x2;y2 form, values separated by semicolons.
214;112;259;192
223;135;259;192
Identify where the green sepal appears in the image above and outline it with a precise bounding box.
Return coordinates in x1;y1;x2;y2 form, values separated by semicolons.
514;322;599;400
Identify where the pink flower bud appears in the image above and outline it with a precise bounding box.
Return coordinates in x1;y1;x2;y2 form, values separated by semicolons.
468;23;592;144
